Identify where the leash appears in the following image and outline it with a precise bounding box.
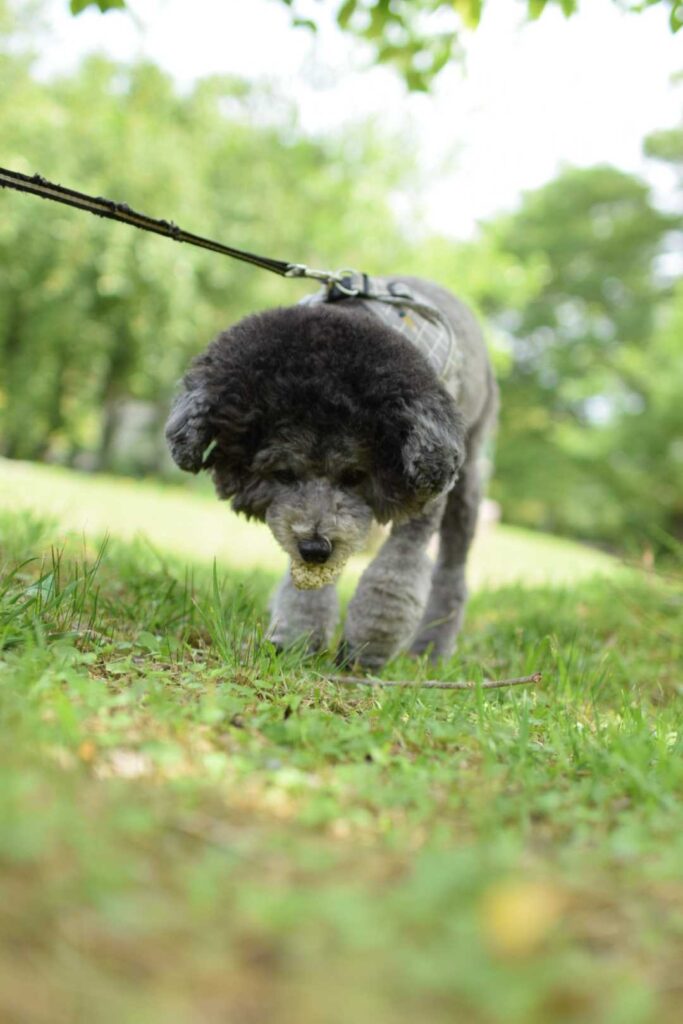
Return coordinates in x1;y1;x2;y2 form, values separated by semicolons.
0;165;458;375
0;165;356;290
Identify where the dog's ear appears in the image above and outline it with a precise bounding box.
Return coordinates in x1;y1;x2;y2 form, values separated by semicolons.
401;399;465;499
165;382;215;474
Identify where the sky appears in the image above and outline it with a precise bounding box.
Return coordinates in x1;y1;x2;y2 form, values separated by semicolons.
36;0;683;237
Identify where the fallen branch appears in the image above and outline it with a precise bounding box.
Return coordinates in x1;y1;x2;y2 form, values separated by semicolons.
322;672;542;692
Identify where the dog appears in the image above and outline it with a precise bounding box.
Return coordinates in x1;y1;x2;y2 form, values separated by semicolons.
165;275;497;668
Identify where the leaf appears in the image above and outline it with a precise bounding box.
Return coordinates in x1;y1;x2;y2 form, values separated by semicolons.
77;739;97;762
452;0;483;28
431;34;458;75
337;0;358;30
104;661;131;675
135;630;161;653
527;0;551;19
405;68;429;92
70;0;126;13
671;0;683;31
481;881;566;957
292;17;318;31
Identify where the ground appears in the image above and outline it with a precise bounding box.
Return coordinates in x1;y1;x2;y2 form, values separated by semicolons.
0;458;681;1024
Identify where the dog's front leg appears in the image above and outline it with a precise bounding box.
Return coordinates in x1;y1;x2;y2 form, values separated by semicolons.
267;568;339;654
341;502;444;670
410;446;484;663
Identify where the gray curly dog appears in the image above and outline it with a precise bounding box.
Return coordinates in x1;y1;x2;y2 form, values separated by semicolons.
166;275;497;669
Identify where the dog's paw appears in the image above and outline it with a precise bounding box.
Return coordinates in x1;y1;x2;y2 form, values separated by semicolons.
337;632;396;671
409;629;457;665
267;622;325;656
335;640;387;671
334;638;354;670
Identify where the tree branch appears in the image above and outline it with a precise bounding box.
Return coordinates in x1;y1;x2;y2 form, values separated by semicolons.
321;672;542;691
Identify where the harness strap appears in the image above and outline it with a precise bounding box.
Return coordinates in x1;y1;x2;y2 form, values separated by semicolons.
300;274;459;382
325;273;453;328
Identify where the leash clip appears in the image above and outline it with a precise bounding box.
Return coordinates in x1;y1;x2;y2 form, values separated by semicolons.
285;263;365;296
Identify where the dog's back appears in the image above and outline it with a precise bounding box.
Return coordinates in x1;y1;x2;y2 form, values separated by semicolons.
389;277;494;429
301;274;496;434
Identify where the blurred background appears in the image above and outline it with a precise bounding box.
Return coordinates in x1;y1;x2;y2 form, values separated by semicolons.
1;0;681;557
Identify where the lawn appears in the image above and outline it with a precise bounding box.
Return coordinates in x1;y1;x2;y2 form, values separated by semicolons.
0;461;681;1024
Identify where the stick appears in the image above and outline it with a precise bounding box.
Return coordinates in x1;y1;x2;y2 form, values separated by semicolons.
322;672;542;691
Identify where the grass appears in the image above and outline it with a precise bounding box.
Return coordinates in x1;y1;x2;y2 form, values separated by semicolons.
0;463;682;1024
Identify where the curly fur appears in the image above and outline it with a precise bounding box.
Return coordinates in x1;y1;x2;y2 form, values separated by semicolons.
166;278;497;668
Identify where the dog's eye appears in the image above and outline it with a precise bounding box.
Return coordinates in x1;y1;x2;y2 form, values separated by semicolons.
273;469;296;485
338;469;366;488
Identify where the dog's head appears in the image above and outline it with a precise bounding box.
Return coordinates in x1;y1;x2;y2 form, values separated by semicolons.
166;304;465;578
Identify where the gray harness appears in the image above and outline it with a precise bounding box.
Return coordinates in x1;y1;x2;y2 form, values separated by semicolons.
299;274;460;382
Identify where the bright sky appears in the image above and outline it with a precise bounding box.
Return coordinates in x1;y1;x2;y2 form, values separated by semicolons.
37;0;682;237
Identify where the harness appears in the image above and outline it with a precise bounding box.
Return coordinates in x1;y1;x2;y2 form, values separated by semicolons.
299;273;460;382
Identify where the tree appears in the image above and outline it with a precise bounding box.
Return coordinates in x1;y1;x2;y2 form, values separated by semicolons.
644;87;683;190
478;165;680;545
69;0;683;91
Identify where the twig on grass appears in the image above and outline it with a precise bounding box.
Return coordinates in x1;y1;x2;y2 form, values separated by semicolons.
322;672;543;692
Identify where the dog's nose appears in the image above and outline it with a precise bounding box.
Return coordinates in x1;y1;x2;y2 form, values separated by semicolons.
298;536;332;564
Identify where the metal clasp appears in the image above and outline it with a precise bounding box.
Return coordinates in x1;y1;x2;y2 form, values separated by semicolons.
285;263;364;296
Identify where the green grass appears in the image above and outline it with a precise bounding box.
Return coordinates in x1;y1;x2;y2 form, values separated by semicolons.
0;465;682;1024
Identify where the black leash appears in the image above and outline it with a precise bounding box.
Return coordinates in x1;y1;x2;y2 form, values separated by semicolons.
0;165;356;289
1;165;459;380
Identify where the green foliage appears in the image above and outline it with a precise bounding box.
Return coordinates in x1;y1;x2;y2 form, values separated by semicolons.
68;0;683;90
480;164;681;546
70;0;124;13
0;507;682;1022
645;125;683;168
